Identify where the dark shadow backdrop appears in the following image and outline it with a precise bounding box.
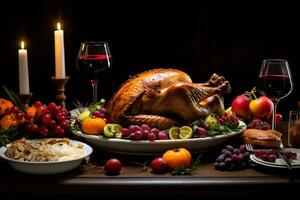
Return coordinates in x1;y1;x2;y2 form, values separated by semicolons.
1;0;299;119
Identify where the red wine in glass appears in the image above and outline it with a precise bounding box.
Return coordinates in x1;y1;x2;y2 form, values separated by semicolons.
76;42;112;103
256;59;293;130
257;75;293;99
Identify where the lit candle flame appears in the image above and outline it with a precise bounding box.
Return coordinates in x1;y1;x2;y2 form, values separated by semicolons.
57;22;61;30
21;41;25;49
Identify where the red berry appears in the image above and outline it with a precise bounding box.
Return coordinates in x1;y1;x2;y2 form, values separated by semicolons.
48;102;57;111
150;128;160;135
11;107;19;114
34;101;42;108
48;120;57;128
275;113;283;122
15;112;24;121
141;124;150;131
148;132;156;141
121;128;130;137
54;125;65;136
42;114;52;125
104;158;122;175
92;111;102;118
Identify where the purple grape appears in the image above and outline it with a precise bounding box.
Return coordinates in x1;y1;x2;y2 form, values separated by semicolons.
198;127;208;137
142;130;149;139
225;157;232;163
150;128;160;135
148;132;156;141
158;131;168;140
233;148;240;154
216;155;225;162
141;124;150;131
134;131;143;140
226;145;234;152
99;108;106;114
239;144;247;154
121;128;130;137
224;151;232;158
231;154;239;161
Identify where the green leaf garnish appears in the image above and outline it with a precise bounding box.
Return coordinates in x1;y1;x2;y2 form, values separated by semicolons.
171;155;201;175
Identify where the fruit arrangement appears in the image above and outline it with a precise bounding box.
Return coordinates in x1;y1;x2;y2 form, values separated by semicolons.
74;102;245;142
230;87;282;129
0;98;71;145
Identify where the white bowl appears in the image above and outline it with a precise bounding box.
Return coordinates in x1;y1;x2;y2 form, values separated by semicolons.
72;121;246;155
0;139;93;175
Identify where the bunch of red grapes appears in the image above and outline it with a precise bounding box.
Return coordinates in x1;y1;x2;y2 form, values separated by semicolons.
121;124;168;141
13;101;70;137
214;144;250;171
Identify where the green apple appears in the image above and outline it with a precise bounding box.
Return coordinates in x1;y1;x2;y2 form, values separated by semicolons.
79;110;90;121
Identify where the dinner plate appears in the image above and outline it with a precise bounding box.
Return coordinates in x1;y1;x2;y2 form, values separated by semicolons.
0;139;93;175
250;148;300;169
71;119;246;155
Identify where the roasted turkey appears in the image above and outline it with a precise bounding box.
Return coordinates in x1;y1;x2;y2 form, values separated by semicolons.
106;68;231;130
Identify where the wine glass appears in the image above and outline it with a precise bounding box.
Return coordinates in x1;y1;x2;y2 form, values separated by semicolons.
76;42;112;103
256;59;293;130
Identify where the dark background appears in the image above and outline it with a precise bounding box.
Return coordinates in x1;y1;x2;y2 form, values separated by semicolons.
1;1;299;120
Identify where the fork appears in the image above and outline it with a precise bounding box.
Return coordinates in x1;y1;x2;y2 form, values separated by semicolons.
245;143;255;153
245;143;292;170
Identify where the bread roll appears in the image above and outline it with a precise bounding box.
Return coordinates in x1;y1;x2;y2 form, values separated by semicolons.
242;129;282;148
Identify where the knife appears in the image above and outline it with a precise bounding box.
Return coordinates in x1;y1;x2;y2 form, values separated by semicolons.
277;151;292;170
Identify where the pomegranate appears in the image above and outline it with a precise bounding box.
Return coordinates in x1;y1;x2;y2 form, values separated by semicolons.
150;157;168;174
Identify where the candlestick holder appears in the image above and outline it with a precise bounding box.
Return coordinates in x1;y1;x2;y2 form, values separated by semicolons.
51;76;70;108
19;93;32;108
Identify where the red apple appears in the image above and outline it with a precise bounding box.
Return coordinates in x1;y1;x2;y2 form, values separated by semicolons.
150;157;168;174
231;95;250;118
249;96;273;118
104;158;122;175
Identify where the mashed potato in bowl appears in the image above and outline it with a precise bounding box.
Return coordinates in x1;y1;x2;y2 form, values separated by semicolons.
4;138;87;162
0;138;93;174
51;141;85;161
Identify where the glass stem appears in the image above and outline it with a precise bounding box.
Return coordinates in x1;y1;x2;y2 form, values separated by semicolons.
90;80;98;104
272;99;279;130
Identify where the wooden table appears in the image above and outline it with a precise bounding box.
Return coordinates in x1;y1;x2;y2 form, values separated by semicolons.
1;122;299;199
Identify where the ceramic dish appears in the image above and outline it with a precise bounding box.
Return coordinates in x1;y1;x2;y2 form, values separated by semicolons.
250;148;300;169
72;120;246;155
0;139;93;175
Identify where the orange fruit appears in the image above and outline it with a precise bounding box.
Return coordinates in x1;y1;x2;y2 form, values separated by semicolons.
82;117;106;135
26;106;37;118
162;148;192;170
0;98;14;115
0;113;17;130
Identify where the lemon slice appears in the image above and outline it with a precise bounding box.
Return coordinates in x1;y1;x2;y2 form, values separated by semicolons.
168;127;180;140
179;126;193;139
104;124;122;138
